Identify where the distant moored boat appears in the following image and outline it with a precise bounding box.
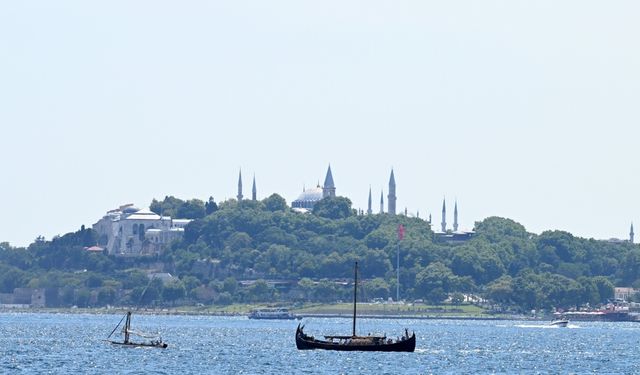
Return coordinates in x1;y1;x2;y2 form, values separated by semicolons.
248;308;300;320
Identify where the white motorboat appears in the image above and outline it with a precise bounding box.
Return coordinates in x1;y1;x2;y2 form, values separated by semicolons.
549;319;569;327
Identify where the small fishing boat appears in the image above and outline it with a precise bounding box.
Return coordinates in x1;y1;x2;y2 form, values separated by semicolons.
549;319;569;327
295;262;415;352
107;311;168;348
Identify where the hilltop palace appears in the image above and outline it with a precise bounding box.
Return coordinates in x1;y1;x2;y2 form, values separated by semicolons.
282;165;473;242
92;204;191;256
92;165;635;256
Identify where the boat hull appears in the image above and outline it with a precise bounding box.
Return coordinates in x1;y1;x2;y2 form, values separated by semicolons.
110;341;168;348
550;320;569;327
296;325;415;352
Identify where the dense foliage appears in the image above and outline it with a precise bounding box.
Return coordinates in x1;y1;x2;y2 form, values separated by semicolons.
1;195;636;312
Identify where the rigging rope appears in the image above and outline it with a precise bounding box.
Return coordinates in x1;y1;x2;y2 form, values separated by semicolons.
107;313;127;339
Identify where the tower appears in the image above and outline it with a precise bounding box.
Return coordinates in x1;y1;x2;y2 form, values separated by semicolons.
441;198;446;233
388;169;397;215
322;165;336;198
237;169;243;201
367;187;372;215
380;190;384;214
252;175;257;201
453;200;459;232
631;223;635;244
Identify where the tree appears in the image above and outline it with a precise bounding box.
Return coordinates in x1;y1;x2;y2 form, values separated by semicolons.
0;266;27;293
162;280;186;303
364;278;390;299
451;292;465;305
150;196;184;217
263;194;287;212
97;287;116;306
181;276;201;297
486;275;515;304
137;278;163;305
74;288;91;307
245;279;277;302
205;196;219;215
216;292;233;305
121;270;149;289
592;276;614;303
177;199;206;219
312;197;353;219
222;277;238;294
415;262;455;303
85;273;104;288
364;229;390;249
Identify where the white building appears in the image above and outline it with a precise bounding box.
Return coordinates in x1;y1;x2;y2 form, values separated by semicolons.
93;204;191;256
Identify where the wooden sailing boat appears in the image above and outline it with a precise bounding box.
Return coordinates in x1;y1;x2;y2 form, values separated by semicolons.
107;311;168;348
295;261;416;352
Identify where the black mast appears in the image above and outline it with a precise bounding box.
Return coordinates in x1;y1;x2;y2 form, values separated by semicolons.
124;311;131;344
352;261;358;337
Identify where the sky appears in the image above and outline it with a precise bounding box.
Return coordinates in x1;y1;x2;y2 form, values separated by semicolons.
1;1;639;247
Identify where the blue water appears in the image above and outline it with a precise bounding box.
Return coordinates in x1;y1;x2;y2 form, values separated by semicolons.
1;313;639;374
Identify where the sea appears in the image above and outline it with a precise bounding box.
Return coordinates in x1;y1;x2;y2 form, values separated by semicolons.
1;312;639;374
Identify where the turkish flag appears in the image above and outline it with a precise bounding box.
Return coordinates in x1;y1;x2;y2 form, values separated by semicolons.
398;224;405;241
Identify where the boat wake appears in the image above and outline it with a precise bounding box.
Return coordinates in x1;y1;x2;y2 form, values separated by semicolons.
515;324;579;329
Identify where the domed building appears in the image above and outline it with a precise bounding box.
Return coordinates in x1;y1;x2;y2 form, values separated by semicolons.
291;165;336;211
292;185;324;210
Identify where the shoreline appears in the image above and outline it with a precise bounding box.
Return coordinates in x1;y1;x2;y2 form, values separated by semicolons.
0;306;529;321
4;307;636;323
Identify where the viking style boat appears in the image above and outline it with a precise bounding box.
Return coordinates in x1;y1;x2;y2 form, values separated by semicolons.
295;262;416;352
107;311;168;348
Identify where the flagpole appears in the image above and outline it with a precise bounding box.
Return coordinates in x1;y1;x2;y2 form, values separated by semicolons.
396;224;404;303
396;240;400;302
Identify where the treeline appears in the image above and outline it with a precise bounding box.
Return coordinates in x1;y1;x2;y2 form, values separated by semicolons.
1;194;638;312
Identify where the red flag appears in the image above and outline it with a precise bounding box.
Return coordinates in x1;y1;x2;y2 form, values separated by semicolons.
397;224;405;241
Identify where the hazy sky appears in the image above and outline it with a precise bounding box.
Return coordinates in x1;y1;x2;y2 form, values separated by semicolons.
1;1;639;247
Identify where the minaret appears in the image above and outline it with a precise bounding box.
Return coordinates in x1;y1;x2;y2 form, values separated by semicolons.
453;200;459;232
252;175;257;201
388;169;397;215
237;169;243;201
631;223;635;244
441;198;447;232
367;187;372;215
322;165;336;198
380;190;384;214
